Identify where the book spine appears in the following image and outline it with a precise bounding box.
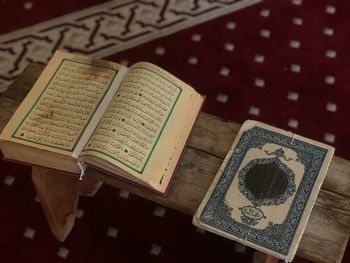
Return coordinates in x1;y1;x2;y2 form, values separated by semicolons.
72;66;128;178
72;66;128;159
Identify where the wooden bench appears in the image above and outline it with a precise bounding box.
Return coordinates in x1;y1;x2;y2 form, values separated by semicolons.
1;63;350;263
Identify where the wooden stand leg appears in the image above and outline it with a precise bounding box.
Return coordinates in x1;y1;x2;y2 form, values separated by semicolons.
78;172;102;197
31;166;102;242
253;250;279;263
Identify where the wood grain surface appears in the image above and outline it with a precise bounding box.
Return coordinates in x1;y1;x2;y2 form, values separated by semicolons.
0;63;349;263
32;167;101;241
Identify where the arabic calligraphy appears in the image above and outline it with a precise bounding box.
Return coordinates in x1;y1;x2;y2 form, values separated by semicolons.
14;59;116;150
84;67;181;172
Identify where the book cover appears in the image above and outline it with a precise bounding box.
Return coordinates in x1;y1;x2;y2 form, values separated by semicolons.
193;120;334;261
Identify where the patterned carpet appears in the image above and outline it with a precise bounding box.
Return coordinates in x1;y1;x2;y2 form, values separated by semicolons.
0;0;259;92
1;0;350;262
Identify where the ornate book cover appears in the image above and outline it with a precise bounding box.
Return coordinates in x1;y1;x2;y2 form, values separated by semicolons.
193;120;335;261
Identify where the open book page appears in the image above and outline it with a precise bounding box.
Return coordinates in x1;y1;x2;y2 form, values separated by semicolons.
80;62;203;189
0;51;122;156
0;51;125;173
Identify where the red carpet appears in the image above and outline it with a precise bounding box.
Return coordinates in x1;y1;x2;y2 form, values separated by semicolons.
1;0;350;262
0;0;110;34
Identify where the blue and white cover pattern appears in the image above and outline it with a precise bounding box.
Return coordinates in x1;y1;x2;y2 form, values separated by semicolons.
197;122;334;260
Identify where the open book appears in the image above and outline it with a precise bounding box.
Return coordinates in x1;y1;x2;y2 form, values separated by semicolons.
193;120;334;261
0;51;204;194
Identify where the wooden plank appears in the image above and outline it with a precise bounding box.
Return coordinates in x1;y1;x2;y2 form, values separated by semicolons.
89;148;222;215
253;251;279;263
32;166;80;242
1;63;350;263
324;157;350;198
88;149;350;263
2;62;350;194
32;167;101;241
298;190;350;263
187;113;239;158
0;63;44;132
2;63;45;102
0;96;21;130
188;113;350;198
